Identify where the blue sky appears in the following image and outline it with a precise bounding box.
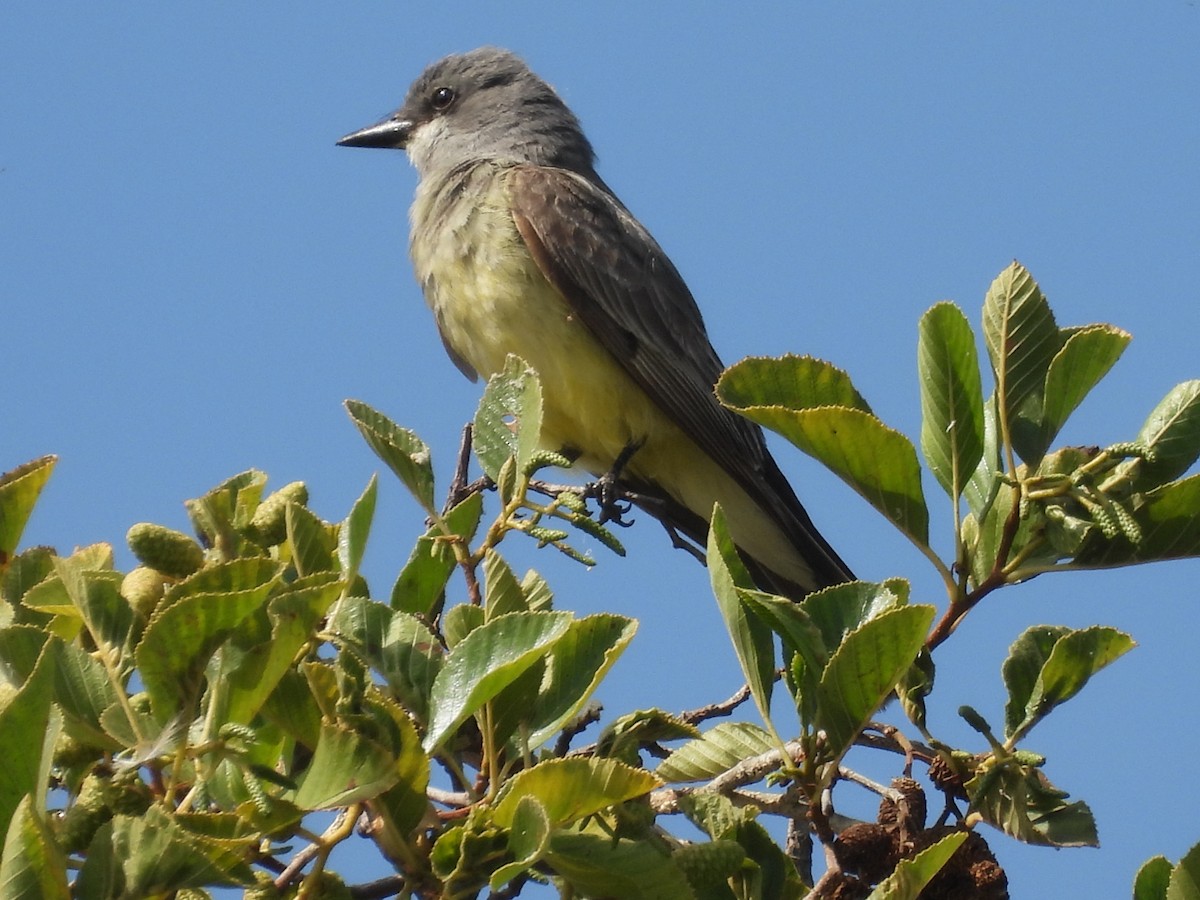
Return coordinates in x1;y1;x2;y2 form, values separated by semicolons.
4;4;1198;895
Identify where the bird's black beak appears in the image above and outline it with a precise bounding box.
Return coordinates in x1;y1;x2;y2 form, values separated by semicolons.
336;115;413;150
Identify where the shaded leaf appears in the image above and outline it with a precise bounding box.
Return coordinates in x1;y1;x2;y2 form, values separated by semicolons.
1133;381;1200;490
1134;856;1172;900
968;762;1097;847
0;641;56;841
1076;474;1200;565
1032;325;1130;460
547;831;695;900
964;393;1003;521
392;491;482;615
1169;842;1200;900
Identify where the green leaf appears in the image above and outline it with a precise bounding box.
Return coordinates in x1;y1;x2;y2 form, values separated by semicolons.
224;573;342;724
473;356;544;481
1029;324;1130;460
285;502;336;577
727;404;929;547
490;796;551;891
816;605;934;766
483;549;527;616
981;262;1061;449
547;831;695;900
137;571;278;719
1008;624;1128;744
338;475;377;585
184;470;267;557
707;506;777;729
964;392;1003;521
111;806;253;895
0;456;56;563
716;355;870;413
53;641;121;748
0;640;56;841
1133;381;1200;490
292;722;400;809
656;722;777;783
332;597;442;722
392;491;482;615
524;613;637;748
367;701;430;839
1077;474;1200;565
917;302;985;500
1169;842;1200;900
493;757;659;829
53;560;134;662
968;761;1097;847
866;830;967;900
0;795;70;900
423;610;571;753
346;400;436;513
1135;856;1172;900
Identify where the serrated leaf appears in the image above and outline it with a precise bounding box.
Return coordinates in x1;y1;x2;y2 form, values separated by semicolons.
524;613;637;748
1002;625;1071;739
292;722;399;809
982;262;1061;444
0;795;70;900
716;355;870;413
332;597;442;722
0;642;55;852
53;560;133;660
1133;381;1200;490
483;549;527;616
1169;842;1200;900
548;831;696;900
473;356;544;481
285;502;335;577
0;456;56;562
338;475;377;585
392;491;482;615
1135;856;1173;900
346;400;436;513
423;610;571;753
707;506;777;731
1024;324;1130;462
724;403;930;547
918;302;985;500
866;830;967;900
816;605;934;766
137;575;277;720
111;806;253;895
224;573;342;724
964;392;1003;521
656;722;777;783
968;762;1097;846
490;796;551;891
493;757;659;828
1009;626;1133;742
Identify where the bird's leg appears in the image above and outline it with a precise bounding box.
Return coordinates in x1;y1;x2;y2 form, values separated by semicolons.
587;440;646;527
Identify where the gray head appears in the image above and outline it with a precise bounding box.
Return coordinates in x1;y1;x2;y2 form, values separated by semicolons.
337;47;597;178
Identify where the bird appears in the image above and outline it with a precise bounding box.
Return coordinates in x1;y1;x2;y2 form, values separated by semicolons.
337;47;852;597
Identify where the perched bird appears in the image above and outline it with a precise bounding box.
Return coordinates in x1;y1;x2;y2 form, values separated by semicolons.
338;47;852;596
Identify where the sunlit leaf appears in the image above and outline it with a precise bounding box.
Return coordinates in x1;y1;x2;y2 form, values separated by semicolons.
292;722;399;809
346;400;436;513
717;355;870;413
423;611;571;753
0;455;56;563
493;758;659;829
0;795;70;900
656;722;777;783
473;356;544;481
866;830;967;900
918;302;985;500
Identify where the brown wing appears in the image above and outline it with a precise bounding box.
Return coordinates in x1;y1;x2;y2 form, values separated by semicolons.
507;165;852;589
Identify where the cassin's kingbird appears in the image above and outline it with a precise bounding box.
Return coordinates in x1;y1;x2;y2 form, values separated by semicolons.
338;47;852;596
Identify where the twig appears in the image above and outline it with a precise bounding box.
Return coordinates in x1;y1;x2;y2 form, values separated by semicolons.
680;684;752;725
553;705;603;758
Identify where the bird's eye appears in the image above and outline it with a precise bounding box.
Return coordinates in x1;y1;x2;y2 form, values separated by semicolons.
430;86;456;110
